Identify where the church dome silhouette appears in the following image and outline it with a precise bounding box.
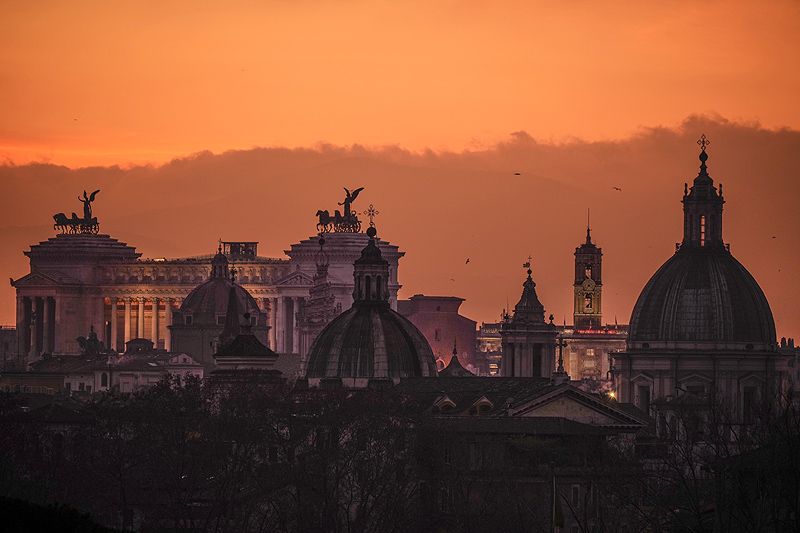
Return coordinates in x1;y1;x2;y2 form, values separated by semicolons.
305;226;438;382
180;247;262;324
628;137;776;351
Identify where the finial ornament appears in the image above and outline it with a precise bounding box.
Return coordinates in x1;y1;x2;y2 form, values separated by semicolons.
362;204;380;227
697;134;711;152
522;256;532;277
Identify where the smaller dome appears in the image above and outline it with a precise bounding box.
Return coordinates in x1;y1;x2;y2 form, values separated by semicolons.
180;251;261;324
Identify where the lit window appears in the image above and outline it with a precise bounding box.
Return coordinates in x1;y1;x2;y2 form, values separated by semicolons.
584;294;593;310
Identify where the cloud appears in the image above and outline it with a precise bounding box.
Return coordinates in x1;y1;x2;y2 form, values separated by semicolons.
1;115;798;338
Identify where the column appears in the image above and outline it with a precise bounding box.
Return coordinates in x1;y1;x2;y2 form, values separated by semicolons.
33;297;44;356
137;299;145;338
18;297;31;363
110;299;118;351
95;297;106;345
164;298;173;351
124;298;132;343
151;298;159;347
269;297;278;351
276;296;285;353
42;297;51;355
292;297;301;355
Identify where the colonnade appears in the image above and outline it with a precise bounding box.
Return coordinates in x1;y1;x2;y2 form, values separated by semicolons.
18;295;56;358
108;297;177;352
264;296;304;354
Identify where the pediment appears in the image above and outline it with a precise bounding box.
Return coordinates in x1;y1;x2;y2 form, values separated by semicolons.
12;271;80;288
275;270;314;286
509;386;646;427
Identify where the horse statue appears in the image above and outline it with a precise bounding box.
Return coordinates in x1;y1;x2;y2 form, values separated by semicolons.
52;190;101;234
315;187;364;233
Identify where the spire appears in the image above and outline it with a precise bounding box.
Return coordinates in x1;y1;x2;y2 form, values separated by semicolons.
219;281;242;347
586;208;592;244
511;261;546;323
315;235;329;278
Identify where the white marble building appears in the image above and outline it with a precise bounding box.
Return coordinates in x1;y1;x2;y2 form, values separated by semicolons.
12;227;403;366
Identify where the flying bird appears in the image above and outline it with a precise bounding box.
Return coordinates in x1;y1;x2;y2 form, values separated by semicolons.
449;278;456;282
514;172;521;176
613;186;622;191
465;258;470;264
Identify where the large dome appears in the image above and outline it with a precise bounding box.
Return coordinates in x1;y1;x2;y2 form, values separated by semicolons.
305;304;437;379
628;139;776;352
305;227;437;382
629;247;776;351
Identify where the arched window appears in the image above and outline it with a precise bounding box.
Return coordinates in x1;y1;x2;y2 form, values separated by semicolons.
700;215;706;246
365;275;372;300
584;294;593;311
376;276;382;299
101;372;108;387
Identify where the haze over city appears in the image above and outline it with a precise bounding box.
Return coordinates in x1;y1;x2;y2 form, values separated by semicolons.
1;1;799;334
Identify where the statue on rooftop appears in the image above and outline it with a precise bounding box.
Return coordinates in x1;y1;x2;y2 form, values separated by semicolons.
316;187;364;233
53;189;101;234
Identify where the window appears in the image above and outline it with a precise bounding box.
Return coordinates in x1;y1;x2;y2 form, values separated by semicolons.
585;348;595;357
184;315;193;326
686;384;705;396
700;215;706;246
637;385;651;414
216;315;225;326
434;329;441;341
584;264;592;279
584;294;593;310
743;386;757;423
101;373;108;387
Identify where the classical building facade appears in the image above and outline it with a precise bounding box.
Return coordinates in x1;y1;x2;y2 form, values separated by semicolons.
612;137;785;422
11;193;404;367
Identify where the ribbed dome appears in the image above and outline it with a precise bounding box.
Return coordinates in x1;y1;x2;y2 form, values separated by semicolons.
179;250;261;324
304;227;437;381
305;305;437;379
628;237;776;351
628;138;776;352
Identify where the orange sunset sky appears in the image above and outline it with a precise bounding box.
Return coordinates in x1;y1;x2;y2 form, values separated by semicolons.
1;1;799;336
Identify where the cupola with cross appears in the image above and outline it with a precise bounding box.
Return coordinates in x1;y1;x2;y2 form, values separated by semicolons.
681;134;725;249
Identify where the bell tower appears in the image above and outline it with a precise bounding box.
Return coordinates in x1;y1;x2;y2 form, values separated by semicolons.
573;214;602;329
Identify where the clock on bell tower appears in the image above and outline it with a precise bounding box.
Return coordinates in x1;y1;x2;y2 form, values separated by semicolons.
573;220;602;329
